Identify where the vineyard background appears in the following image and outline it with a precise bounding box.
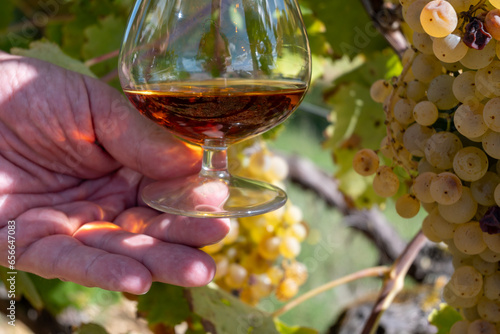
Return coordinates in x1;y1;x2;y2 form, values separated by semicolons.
0;0;449;333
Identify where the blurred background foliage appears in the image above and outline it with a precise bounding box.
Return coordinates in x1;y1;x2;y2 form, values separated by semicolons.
0;0;430;333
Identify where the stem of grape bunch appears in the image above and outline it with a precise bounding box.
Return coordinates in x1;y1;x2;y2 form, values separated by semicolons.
272;266;390;318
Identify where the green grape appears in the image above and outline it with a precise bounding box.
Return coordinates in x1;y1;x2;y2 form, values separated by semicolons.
438;187;478;224
276;277;299;301
414;31;435;55
403;123;436;157
284;261;308;285
427;207;457;239
454;103;488;139
258;236;281;260
484;272;500;301
479;248;500;263
413;100;439;126
475;59;500;97
395;193;421;218
461;40;496;70
452;71;485;104
453;146;489;182
467;319;497;334
425;132;463;170
483;98;500;132
482;131;500;159
430;172;463;205
412;53;444;83
373;166;400;198
443;281;482;307
225;263;248;289
370;79;393;103
433;31;468;63
427;74;459;109
420;0;458;37
414;171;437;203
279;236;301;259
454;222;487;255
472;256;497;275
471;172;500;206
449;265;483;297
353;148;380;176
478;296;500;322
483;232;500;253
394;98;417;125
403;0;431;33
450;320;469;334
407;80;428;102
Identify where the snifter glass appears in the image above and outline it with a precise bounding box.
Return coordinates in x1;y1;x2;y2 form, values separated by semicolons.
119;0;311;218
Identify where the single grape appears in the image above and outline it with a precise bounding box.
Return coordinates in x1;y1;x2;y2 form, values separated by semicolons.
412;53;444;83
477;296;500;322
414;171;437;203
485;9;500;41
425;132;463;170
483;98;500;132
370;79;393;103
454;221;487;255
394;98;416;125
283;204;303;225
452;71;485;104
449;320;469;334
482;131;500;159
427;74;459;109
413;31;435;54
275;278;299;301
483;232;500;253
433;31;469;62
438;187;478;224
403;123;435;157
225;263;248;289
406;80;428;102
284;261;308;285
472;255;497;275
373;166;400;197
413;100;439;126
404;0;431;33
461;39;496;69
279;236;301;259
258;236;281;260
467;319;497;334
396;193;421;218
427;207;457;239
453;146;489;182
475;59;500;97
449;265;483;297
491;0;500;9
454;103;488;139
420;0;458;37
353;148;380;176
484;272;500;301
430;172;463;205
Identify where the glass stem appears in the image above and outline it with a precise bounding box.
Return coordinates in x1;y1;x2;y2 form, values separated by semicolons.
200;142;230;180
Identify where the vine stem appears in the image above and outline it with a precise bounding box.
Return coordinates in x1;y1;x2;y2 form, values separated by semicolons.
84;49;120;67
272;266;390;318
361;230;427;334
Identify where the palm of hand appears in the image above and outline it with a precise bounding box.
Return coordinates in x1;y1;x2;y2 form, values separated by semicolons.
0;53;229;294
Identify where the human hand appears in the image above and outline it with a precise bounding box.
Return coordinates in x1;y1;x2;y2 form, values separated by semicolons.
0;52;230;294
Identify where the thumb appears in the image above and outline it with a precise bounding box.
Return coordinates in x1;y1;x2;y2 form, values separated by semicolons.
84;76;202;179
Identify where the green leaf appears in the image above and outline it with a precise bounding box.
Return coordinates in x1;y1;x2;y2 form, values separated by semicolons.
16;271;43;310
0;2;16;30
274;319;318;334
0;268;44;310
82;14;126;76
10;40;97;78
300;0;387;58
137;283;191;327
323;82;385;151
428;303;462;334
74;323;110;334
188;285;315;334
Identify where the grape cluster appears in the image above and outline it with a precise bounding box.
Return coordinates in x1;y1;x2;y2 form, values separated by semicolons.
202;140;308;305
358;0;500;331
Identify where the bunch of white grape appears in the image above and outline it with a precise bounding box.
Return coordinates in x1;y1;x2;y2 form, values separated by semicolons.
201;140;308;305
358;0;500;331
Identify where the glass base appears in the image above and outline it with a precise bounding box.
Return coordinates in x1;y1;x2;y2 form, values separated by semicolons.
141;174;287;218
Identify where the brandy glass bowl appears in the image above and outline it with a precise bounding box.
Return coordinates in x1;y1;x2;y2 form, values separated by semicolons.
119;0;311;218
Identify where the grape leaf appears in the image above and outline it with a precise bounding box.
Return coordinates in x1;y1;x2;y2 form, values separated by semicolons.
299;0;387;58
10;40;97;78
428;303;462;334
187;285;318;334
274;319;318;334
82;14;126;76
323;82;385;151
137;283;191;327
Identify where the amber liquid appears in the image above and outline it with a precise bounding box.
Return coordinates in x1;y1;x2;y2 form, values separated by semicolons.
124;80;307;146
